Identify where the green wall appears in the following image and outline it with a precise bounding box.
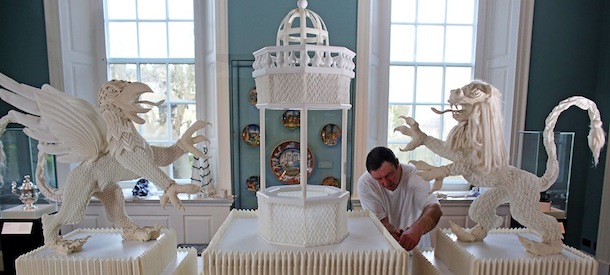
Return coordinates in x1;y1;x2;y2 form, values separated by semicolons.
0;0;49;100
228;0;358;60
526;0;609;253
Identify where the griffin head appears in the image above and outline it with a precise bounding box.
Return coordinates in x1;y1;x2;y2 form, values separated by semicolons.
98;80;165;124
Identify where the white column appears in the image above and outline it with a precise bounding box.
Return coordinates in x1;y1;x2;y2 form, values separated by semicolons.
341;108;348;191
259;107;266;191
300;107;308;199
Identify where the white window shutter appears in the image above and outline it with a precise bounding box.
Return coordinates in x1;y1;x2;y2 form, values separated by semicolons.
45;0;105;105
44;0;106;186
475;0;530;155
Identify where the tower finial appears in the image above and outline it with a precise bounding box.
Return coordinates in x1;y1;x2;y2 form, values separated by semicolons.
297;0;308;9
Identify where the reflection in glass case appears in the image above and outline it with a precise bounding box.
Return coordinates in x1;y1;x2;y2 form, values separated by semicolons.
0;128;56;209
516;131;574;211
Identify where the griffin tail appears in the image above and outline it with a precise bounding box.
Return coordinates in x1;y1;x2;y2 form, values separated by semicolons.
36;150;62;202
540;96;605;191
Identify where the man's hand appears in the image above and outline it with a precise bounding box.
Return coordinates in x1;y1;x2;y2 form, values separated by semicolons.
388;227;402;241
380;217;402;241
398;227;422;251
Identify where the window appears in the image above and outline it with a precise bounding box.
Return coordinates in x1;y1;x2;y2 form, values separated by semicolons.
387;0;478;184
103;0;197;181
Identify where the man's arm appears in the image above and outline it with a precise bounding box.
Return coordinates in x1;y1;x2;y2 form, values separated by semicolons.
398;203;442;250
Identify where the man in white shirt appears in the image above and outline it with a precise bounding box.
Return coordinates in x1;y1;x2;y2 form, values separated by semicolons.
357;146;442;250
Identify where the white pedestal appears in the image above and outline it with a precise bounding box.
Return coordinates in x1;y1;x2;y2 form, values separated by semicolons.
202;210;409;275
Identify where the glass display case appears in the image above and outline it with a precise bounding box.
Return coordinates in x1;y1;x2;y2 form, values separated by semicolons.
0;128;56;210
516;131;574;211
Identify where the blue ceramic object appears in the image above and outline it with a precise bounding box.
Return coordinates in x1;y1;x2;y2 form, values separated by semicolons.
132;178;150;197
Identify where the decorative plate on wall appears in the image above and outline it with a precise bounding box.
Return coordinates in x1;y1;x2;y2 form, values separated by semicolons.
241;124;260;146
270;140;314;184
246;176;260;193
320;124;341;146
282;110;300;128
321;176;340;188
248;87;257;106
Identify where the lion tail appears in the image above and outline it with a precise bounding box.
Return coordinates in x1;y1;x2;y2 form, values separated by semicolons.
36;149;63;202
539;96;605;190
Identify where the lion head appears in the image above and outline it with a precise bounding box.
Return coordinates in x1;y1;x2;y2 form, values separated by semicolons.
441;80;508;174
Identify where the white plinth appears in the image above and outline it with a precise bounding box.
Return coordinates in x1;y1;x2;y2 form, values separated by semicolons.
1;204;56;219
201;209;409;275
15;228;197;275
412;229;599;275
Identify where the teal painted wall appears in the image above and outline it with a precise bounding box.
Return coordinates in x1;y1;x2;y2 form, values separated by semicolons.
0;0;49;117
526;0;609;253
228;1;358;60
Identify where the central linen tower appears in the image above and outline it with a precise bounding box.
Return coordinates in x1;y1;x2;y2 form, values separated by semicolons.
252;0;356;247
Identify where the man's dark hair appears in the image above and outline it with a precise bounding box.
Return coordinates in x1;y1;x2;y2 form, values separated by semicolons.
365;147;399;172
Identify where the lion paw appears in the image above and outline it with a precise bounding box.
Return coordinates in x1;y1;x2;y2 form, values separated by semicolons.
48;236;91;255
395;116;428;151
517;235;563;256
122;225;163;241
409;161;449;192
449;221;487;242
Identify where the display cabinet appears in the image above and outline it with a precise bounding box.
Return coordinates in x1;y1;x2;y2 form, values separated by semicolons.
0;128;56;209
516;131;574;212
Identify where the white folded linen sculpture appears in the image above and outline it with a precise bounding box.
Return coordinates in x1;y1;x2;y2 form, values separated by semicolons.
0;72;210;255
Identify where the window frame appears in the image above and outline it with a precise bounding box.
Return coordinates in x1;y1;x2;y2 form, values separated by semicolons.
43;0;232;192
386;0;478;184
352;0;534;193
102;0;198;181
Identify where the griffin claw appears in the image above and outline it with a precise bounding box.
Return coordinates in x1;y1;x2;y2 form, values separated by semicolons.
123;225;162;241
49;236;91;255
517;235;563;256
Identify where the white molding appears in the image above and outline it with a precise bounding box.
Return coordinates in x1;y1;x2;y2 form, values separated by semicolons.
213;0;232;194
43;0;71;187
353;0;371;200
353;0;392;200
509;0;535;164
597;146;610;264
43;0;64;91
194;0;230;194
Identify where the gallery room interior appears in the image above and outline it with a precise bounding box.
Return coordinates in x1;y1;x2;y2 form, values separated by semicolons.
0;0;609;274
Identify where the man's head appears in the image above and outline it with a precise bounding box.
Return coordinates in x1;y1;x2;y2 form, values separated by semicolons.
366;147;401;190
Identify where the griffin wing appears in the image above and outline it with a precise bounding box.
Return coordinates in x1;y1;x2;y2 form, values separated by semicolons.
0;73;107;163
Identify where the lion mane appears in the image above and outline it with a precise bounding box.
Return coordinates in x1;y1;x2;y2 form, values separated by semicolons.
445;81;508;174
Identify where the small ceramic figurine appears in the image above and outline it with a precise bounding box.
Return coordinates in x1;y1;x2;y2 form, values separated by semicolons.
395;80;605;256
